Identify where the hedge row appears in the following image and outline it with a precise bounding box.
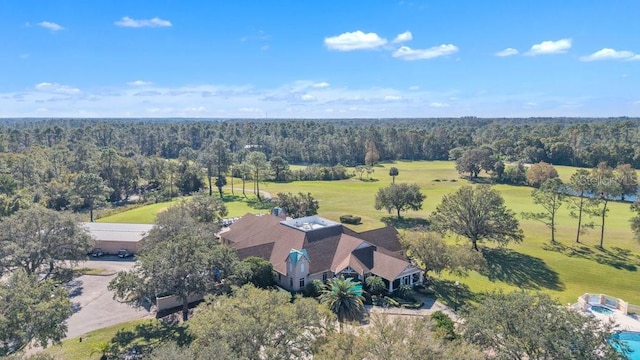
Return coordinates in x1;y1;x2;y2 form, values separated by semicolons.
339;215;361;224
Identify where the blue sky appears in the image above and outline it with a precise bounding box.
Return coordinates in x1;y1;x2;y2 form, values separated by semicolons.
1;0;639;118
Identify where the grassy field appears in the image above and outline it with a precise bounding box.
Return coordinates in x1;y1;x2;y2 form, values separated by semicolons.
97;195;257;224
43;318;189;360
100;161;640;305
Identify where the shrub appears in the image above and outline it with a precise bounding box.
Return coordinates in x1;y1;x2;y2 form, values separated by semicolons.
384;296;400;307
413;284;435;296
303;279;324;298
431;310;457;340
401;301;424;309
365;276;386;296
339;215;361;225
394;284;416;302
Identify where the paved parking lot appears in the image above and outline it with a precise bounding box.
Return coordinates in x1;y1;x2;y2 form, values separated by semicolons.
64;258;152;339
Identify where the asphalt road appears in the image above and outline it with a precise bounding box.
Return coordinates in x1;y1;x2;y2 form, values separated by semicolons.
64;258;152;339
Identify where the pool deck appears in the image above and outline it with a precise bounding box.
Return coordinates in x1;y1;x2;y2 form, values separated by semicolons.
584;305;640;332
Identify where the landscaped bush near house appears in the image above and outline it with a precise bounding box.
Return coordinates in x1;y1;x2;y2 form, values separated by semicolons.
400;300;424;309
383;296;400;307
303;279;324;298
339;215;361;225
365;276;386;296
394;284;417;302
372;295;391;307
414;284;435;296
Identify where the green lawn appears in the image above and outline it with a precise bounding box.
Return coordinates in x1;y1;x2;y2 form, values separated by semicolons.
101;161;640;305
96;198;182;224
43;318;189;360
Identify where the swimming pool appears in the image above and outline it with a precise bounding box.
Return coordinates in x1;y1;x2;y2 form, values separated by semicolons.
611;331;640;360
590;305;614;314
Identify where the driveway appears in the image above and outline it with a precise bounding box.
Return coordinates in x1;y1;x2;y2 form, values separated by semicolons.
64;258;152;339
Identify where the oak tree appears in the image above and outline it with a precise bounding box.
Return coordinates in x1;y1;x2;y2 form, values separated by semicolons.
275;192;319;218
431;185;523;251
0;270;72;356
0;206;94;276
462;291;626;359
374;183;425;219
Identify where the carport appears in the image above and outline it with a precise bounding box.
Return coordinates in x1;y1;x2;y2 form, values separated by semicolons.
83;222;154;255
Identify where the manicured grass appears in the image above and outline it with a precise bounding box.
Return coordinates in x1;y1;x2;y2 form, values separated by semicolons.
96;198;183;224
104;161;640;305
43;318;190;360
97;193;264;224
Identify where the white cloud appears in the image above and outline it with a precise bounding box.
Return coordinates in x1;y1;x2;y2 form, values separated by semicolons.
127;80;153;86
38;21;63;31
579;48;638;61
300;94;316;102
392;31;413;43
495;48;519;57
324;30;387;51
114;17;172;28
239;107;262;113
5;80;620;118
628;55;640;61
34;82;80;94
312;82;330;88
409;85;420;91
527;38;572;55
392;44;458;60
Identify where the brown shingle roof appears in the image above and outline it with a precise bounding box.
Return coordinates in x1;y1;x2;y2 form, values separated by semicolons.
236;242;275;261
301;234;341;275
223;213;416;282
370;251;414;280
330;234;367;272
345;225;406;259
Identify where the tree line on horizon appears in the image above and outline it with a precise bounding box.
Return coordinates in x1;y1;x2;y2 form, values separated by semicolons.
1;117;640;220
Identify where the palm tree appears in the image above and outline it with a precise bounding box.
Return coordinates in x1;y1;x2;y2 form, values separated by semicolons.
320;277;365;331
389;167;399;183
90;341;115;360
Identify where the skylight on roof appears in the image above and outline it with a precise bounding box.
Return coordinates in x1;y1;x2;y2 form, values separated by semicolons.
280;215;341;232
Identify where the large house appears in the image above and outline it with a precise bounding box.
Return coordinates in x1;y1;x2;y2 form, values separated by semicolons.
219;211;423;293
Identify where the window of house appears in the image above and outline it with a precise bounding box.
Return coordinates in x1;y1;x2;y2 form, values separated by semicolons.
300;278;305;288
289;261;293;273
278;273;281;281
322;272;328;282
290;278;293;288
301;262;304;272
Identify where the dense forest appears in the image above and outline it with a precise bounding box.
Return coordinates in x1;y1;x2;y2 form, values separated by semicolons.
0;117;639;216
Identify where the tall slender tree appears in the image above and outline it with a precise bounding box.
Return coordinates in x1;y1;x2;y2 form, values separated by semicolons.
614;164;638;201
631;201;640;242
245;151;268;201
566;169;594;243
72;172;112;222
522;178;566;243
388;166;399;183
589;162;622;248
